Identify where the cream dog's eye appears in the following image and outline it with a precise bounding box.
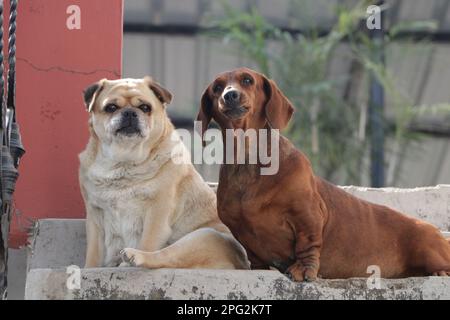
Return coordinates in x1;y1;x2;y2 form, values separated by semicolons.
138;104;152;113
104;104;118;113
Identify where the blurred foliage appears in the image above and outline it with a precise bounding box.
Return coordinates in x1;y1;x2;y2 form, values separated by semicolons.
205;0;445;185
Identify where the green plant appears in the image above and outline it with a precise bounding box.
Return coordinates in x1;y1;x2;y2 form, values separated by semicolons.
205;0;446;185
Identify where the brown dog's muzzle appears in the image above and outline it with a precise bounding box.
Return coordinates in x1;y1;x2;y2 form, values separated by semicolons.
220;87;249;120
223;89;240;105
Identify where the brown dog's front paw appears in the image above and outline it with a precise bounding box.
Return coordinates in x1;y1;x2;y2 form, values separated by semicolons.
286;262;318;282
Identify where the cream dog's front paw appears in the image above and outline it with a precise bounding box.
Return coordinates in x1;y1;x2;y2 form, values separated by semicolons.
120;248;145;267
118;261;132;267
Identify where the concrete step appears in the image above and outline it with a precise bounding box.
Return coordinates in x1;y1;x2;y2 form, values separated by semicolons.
24;185;450;300
340;184;450;232
25;268;450;300
28;219;86;269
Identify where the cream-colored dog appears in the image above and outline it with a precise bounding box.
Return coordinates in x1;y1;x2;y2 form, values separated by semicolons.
79;77;249;270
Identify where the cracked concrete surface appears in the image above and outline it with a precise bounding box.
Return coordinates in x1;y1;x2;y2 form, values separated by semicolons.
18;57;120;77
25;268;450;300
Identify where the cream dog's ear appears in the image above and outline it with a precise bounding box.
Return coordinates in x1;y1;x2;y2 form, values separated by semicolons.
83;79;106;112
144;76;173;106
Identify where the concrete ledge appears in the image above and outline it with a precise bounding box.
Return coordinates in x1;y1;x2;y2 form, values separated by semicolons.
27;185;450;270
341;185;450;231
210;183;450;231
28;219;86;269
24;185;450;300
25;268;450;300
28;218;448;269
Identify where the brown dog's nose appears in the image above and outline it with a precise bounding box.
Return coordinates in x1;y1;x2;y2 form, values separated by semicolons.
223;90;240;105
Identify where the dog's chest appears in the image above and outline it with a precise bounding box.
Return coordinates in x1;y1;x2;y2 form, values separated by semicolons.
84;165;159;255
217;178;295;268
92;184;146;225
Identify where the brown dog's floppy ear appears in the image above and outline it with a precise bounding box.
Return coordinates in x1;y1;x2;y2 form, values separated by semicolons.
144;76;173;105
83;79;106;112
262;76;294;130
196;87;213;141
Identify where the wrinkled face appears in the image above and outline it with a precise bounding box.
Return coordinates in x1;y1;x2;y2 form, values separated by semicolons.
84;77;172;148
207;68;268;122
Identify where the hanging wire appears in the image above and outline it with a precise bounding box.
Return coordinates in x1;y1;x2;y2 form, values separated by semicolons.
0;0;22;300
0;0;7;299
6;0;23;168
6;0;14;119
2;0;19;204
0;0;4;134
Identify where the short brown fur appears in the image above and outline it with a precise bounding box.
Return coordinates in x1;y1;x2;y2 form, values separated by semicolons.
197;68;450;280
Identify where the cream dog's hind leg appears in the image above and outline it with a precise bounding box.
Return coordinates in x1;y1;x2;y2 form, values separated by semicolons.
84;211;104;268
82;183;105;268
121;228;249;269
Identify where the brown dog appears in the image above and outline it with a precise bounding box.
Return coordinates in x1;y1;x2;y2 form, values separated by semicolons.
197;67;450;281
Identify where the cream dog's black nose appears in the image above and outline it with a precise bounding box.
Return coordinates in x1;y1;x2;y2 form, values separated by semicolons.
123;109;138;118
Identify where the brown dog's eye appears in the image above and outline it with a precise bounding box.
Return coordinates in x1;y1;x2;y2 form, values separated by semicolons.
213;84;223;94
242;77;253;86
138;104;152;113
104;104;118;113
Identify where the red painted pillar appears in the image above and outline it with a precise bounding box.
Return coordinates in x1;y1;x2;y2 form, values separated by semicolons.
9;0;123;247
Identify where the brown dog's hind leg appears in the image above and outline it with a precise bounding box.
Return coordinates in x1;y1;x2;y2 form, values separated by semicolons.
121;228;249;270
432;271;450;276
417;230;450;277
428;246;450;277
